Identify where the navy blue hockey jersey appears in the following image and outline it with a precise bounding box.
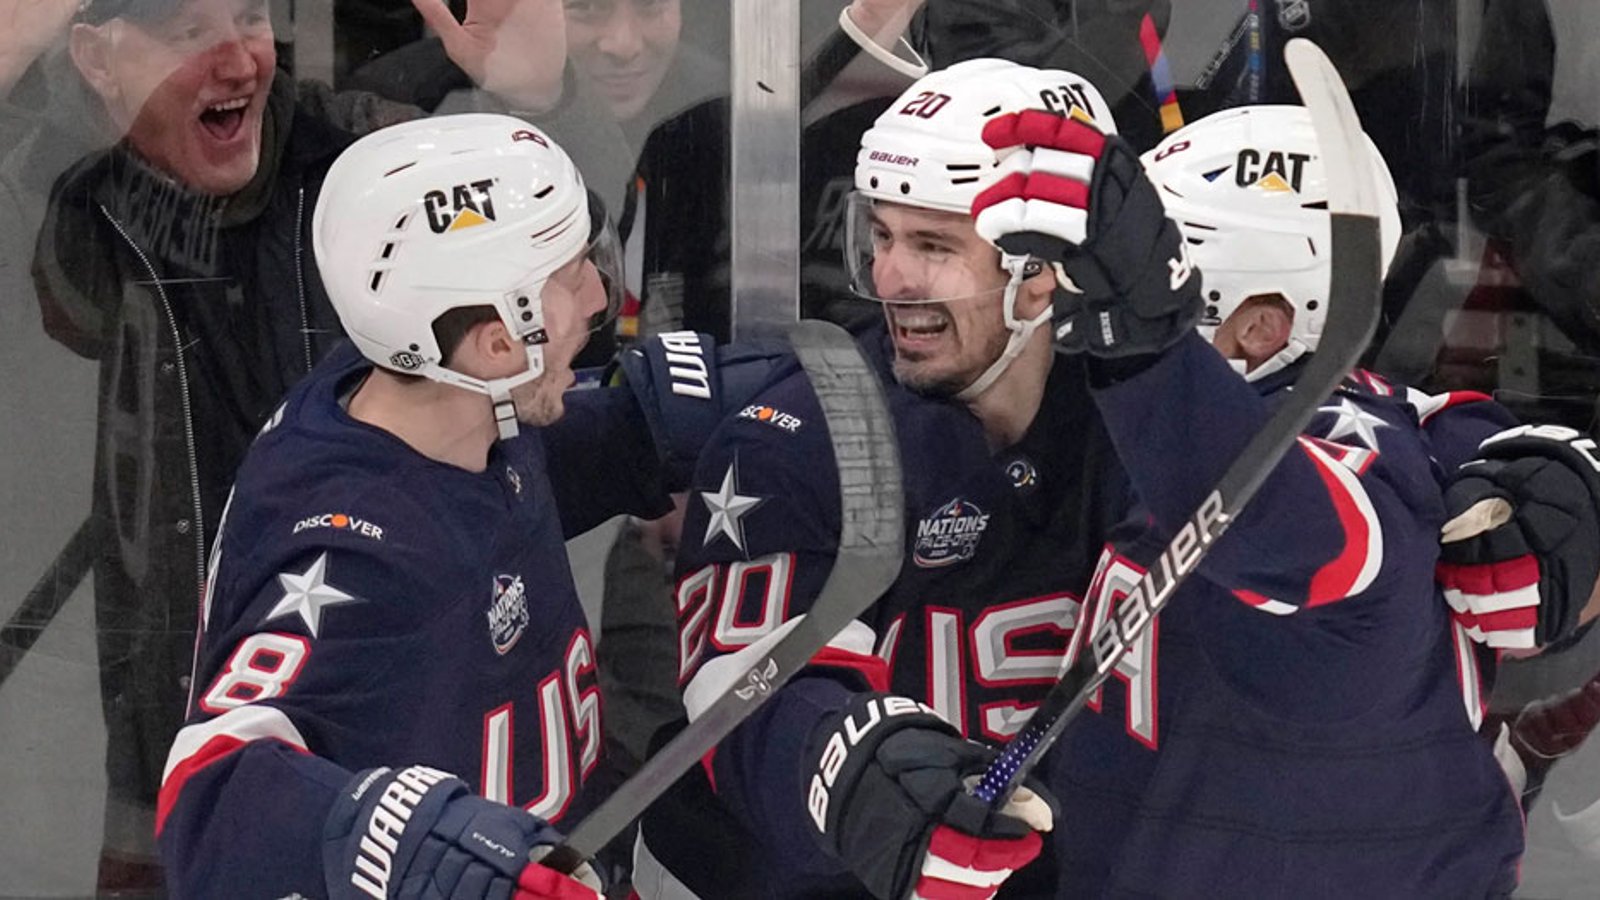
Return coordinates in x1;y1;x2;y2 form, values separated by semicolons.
1050;333;1524;897
637;326;1133;898
156;343;669;897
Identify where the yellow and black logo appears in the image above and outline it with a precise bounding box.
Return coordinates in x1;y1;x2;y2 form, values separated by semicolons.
1234;149;1312;193
424;179;498;234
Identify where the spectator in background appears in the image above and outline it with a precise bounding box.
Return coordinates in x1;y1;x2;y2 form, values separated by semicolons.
345;0;637;220
1464;0;1600;418
4;0;561;891
912;0;1178;152
1460;3;1600;895
1179;0;1459;225
564;0;724;149
18;2;380;891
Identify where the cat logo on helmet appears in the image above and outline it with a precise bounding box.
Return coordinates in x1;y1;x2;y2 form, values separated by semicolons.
424;179;499;234
1235;149;1312;193
1038;82;1100;122
511;129;548;146
389;350;427;371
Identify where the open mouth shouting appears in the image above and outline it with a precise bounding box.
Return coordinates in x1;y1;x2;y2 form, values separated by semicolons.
887;303;954;355
198;95;253;143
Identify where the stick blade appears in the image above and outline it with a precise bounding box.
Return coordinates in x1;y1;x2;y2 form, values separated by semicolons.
1286;38;1381;221
789;319;904;588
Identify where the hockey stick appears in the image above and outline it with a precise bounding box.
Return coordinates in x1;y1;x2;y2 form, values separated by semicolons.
800;6;929;110
0;516;96;691
539;319;904;871
970;38;1385;807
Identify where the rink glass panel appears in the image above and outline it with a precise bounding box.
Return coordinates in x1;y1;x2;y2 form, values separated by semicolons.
3;0;1600;896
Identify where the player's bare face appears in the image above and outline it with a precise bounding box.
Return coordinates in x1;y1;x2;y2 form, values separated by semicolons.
512;254;607;425
869;206;1011;397
94;0;276;197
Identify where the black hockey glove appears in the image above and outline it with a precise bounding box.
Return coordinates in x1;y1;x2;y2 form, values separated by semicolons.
804;693;1056;900
973;109;1201;358
1438;425;1600;649
323;765;603;900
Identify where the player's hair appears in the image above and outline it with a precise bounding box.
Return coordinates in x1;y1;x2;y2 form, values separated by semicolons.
432;305;501;367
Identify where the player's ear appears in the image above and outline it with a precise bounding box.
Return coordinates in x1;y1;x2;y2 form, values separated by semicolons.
453;319;521;379
1236;299;1293;363
477;320;524;375
1017;260;1055;320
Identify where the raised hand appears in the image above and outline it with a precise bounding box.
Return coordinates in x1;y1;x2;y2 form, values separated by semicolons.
0;0;79;94
412;0;567;113
973;109;1201;358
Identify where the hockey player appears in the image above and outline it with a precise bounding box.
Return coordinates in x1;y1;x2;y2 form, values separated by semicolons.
633;58;1133;899
969;100;1531;893
154;114;743;898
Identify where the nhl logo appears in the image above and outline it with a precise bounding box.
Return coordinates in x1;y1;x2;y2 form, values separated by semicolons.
487;574;530;655
389;350;426;371
1277;0;1311;31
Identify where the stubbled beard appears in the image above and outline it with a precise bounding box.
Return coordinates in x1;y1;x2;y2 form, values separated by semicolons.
891;325;1010;399
892;357;965;398
513;378;566;427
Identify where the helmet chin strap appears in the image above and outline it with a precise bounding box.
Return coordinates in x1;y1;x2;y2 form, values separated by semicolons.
425;343;547;441
954;258;1049;402
488;344;547;440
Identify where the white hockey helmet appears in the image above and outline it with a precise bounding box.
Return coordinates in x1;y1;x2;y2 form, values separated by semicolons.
1141;105;1400;374
847;57;1117;399
312;113;622;437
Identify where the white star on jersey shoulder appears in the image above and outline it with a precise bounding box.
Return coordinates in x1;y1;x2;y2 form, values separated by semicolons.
701;459;765;553
1318;397;1389;449
264;552;357;638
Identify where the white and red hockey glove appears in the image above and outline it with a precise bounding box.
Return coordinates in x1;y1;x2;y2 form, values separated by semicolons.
323;765;603;900
804;693;1055;900
971;109;1200;359
1438;425;1600;650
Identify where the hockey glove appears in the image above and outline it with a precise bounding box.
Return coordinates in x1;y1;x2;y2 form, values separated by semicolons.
611;331;801;490
1438;425;1600;650
323;765;603;900
972;110;1201;358
804;693;1055;900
